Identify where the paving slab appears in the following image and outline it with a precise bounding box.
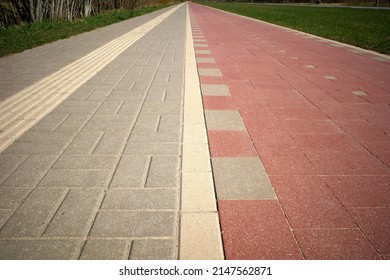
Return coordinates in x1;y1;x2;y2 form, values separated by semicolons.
294;229;380;260
80;239;130;260
203;96;236;110
205;110;246;130
182;143;211;172
196;57;216;63
124;142;180;155
1;155;58;188
89;210;176;238
180;212;224;260
218;200;303;260
208;130;257;157
130;239;176;260
38;169;114;188
0;188;31;209
145;156;180;188
43;189;103;237
181;172;216;212
0;154;28;183
109;156;150;188
0;239;82;260
0;188;68;237
52;155;118;170
102;189;178;210
198;68;222;77
212;157;276;200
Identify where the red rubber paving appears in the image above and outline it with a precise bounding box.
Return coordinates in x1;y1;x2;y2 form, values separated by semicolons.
322;176;390;208
218;200;304;260
190;3;390;260
202;96;236;110
269;176;355;229
294;229;380;260
208;130;257;157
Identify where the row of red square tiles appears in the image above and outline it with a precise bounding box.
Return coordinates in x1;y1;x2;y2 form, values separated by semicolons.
191;19;306;260
190;3;389;260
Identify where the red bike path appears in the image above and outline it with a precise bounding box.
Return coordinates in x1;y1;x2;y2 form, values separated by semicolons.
189;3;390;260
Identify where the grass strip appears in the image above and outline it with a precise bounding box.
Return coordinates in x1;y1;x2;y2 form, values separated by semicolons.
0;4;171;57
198;3;390;54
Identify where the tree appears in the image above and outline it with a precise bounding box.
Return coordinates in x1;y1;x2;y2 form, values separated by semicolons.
1;0;162;26
83;0;91;17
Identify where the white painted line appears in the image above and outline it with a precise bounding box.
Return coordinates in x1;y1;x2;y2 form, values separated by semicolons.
179;4;224;260
0;4;183;153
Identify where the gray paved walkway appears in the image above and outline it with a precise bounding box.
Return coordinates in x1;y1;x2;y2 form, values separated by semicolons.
0;4;189;259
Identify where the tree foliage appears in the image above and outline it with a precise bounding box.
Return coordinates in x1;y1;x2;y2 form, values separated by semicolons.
0;0;172;26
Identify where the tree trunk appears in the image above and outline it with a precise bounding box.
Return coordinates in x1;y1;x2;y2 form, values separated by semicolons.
50;0;54;19
84;0;91;17
27;0;47;22
57;0;64;19
64;0;73;20
28;0;35;21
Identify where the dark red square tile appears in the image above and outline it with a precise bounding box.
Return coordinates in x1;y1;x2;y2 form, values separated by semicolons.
259;90;310;108
364;115;390;136
377;152;390;167
202;96;236;110
226;80;259;99
208;130;257;157
348;207;390;227
237;102;271;119
299;89;337;104
294;229;380;260
316;101;363;120
336;120;388;144
244;116;290;143
218;200;303;260
253;132;297;151
348;208;390;254
255;144;317;175
218;65;246;80
326;90;369;104
362;95;390;104
284;76;320;92
220;71;247;81
269;175;355;229
304;150;390;175
252;81;294;91
291;133;364;152
272;106;328;120
282;119;341;134
364;140;390;157
322;176;390;207
382;254;390;260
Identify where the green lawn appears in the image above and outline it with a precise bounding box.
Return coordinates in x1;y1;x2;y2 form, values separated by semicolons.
0;5;170;58
198;3;390;54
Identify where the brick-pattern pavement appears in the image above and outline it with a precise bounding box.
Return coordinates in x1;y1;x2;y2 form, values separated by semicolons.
0;5;186;260
2;2;389;261
190;3;390;260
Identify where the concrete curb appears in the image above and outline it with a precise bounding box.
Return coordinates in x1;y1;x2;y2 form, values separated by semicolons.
179;4;224;260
